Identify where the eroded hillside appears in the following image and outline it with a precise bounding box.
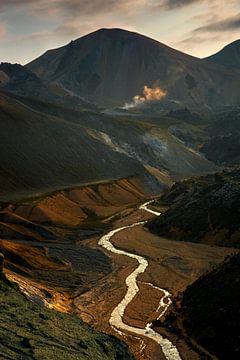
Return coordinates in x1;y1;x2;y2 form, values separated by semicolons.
147;168;240;248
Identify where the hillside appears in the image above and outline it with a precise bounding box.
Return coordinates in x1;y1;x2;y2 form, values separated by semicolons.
147;168;240;248
0;91;150;202
205;40;240;69
180;253;240;360
0;90;217;203
0;265;134;360
27;28;240;109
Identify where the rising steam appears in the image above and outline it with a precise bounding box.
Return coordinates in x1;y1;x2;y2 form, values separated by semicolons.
123;84;167;109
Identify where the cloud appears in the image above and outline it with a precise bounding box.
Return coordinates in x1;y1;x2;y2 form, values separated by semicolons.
0;0;145;17
180;13;240;49
178;33;220;50
194;13;240;33
159;0;203;9
0;0;145;46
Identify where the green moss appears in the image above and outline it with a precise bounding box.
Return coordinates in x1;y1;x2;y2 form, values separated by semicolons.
0;278;134;360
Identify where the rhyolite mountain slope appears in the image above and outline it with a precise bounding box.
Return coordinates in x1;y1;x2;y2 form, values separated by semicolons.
147;168;240;248
180;253;240;360
0;266;134;360
27;28;240;109
0;90;217;202
205;39;240;69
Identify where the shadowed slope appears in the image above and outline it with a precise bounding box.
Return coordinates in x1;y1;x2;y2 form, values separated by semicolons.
181;253;240;360
0;91;145;202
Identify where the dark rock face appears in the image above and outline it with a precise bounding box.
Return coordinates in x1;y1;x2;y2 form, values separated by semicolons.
181;253;240;360
146;168;240;248
202;134;240;165
201;107;240;166
205;40;240;69
27;28;240;108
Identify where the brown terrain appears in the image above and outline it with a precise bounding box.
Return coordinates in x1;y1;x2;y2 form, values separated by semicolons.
1;179;235;360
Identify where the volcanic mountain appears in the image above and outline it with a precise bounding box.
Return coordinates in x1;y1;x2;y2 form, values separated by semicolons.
27;28;240;108
205;39;240;69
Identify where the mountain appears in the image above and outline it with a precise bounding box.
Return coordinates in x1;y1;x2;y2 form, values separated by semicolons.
180;253;240;360
205;40;240;69
27;28;240;109
0;264;134;360
147;168;240;248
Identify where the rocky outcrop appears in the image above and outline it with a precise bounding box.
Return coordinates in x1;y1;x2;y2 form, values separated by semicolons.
146;168;240;248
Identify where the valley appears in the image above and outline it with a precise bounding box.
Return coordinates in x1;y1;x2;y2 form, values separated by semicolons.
0;23;240;360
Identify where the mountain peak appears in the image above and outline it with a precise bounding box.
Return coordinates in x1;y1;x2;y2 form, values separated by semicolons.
73;27;166;48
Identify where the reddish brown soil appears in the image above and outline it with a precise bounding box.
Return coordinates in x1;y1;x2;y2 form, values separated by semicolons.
0;180;235;360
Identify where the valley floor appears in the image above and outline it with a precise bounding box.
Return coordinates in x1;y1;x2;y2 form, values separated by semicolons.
74;203;234;360
0;187;235;360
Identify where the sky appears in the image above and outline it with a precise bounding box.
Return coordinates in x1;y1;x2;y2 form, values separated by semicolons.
0;0;239;64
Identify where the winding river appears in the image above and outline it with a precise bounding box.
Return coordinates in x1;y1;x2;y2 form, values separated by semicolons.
98;200;182;360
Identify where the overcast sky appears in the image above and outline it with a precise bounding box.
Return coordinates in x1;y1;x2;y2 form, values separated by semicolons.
0;0;239;64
